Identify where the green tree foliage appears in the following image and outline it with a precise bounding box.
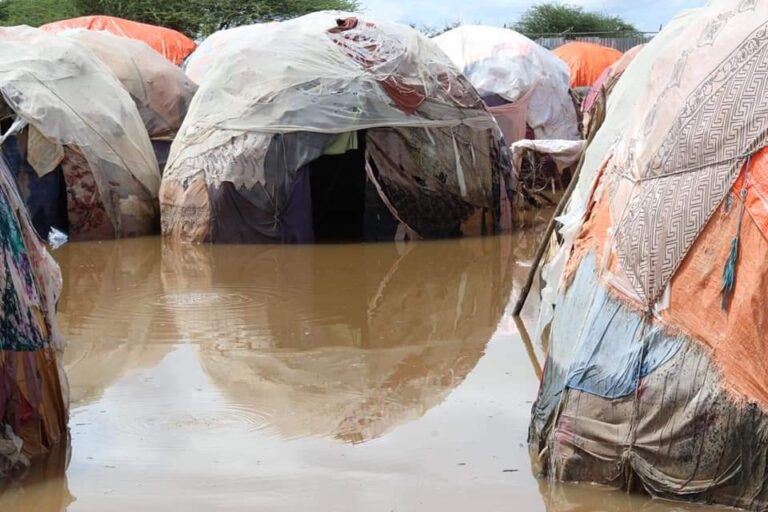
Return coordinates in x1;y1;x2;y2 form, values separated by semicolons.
72;0;360;36
414;21;461;38
0;0;359;36
0;0;78;27
514;3;638;36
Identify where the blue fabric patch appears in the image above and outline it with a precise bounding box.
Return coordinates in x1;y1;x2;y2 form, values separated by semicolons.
558;256;684;399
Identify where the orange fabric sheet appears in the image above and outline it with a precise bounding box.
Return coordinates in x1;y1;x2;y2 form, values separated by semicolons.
567;150;768;409
40;15;196;66
662;154;768;408
553;42;623;88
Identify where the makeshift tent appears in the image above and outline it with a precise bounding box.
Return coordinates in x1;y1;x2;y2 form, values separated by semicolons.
0;27;161;241
552;41;622;88
433;26;580;143
40;15;196;66
58;29;198;168
581;44;644;139
0;155;67;478
162;12;513;244
60;30;197;140
531;2;768;509
159;236;513;442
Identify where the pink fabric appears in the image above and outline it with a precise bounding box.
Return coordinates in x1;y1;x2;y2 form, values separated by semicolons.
487;88;534;144
582;66;612;112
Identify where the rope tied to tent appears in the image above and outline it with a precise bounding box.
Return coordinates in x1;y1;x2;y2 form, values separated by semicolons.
721;154;751;311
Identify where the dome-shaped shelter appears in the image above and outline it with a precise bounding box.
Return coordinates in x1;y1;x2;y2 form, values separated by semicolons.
40;15;196;66
0;155;66;478
58;29;198;167
552;41;622;88
0;27;161;241
162;12;512;244
531;2;768;509
433;26;579;143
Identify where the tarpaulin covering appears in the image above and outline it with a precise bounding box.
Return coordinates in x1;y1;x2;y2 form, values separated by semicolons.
162;12;511;244
0;156;66;478
40;15;196;66
59;29;198;139
433;26;579;142
0;26;161;240
552;42;622;88
531;1;768;509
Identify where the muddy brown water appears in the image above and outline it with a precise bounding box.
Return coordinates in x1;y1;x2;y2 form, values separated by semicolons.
1;223;728;511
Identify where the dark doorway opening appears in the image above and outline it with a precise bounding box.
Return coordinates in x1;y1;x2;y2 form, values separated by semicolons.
310;133;367;242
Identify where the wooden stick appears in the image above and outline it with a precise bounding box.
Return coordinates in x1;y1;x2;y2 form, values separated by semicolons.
512;149;586;317
512;87;605;318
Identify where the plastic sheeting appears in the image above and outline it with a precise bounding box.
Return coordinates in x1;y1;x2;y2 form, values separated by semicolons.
552;42;622;88
59;29;198;139
184;24;275;84
510;139;585;175
163;12;509;244
434;26;579;141
40;15;196;66
0;26;161;238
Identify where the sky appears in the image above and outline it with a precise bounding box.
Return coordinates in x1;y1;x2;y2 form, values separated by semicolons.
360;0;708;33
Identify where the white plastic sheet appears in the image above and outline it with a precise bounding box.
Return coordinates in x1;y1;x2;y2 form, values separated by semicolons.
433;26;580;141
0;26;160;228
167;12;497;189
60;29;198;139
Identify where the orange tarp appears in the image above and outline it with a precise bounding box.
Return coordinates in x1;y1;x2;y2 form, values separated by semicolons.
553;42;623;88
567;148;768;410
40;15;196;66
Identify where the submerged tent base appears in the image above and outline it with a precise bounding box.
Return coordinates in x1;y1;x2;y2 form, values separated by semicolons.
531;338;768;510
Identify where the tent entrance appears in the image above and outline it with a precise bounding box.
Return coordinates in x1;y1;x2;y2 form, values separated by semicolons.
0;122;69;238
309;133;367;242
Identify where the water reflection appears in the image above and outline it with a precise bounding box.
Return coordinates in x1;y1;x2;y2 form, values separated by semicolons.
13;220;730;511
160;237;516;442
56;239;173;406
538;480;722;511
55;236;517;443
0;441;72;512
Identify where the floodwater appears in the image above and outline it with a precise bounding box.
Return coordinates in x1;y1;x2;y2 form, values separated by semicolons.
1;222;728;511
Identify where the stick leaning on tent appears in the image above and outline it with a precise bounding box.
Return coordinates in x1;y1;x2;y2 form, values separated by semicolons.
512;88;602;317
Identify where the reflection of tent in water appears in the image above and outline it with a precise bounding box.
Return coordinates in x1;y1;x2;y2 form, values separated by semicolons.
531;2;768;509
0;157;66;478
161;236;514;442
0;27;161;241
40;15;197;66
552;41;622;89
57;30;199;168
162;12;512;244
433;26;580;144
53;238;171;407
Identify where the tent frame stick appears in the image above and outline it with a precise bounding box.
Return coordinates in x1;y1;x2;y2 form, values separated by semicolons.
512;86;604;318
512;151;584;317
